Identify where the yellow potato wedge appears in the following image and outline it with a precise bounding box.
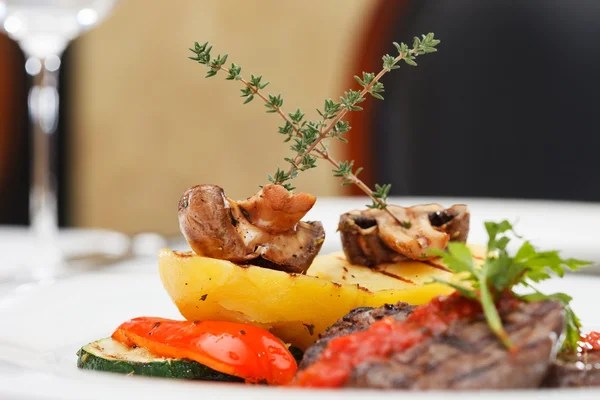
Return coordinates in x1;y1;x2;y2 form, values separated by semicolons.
158;249;483;349
308;244;487;291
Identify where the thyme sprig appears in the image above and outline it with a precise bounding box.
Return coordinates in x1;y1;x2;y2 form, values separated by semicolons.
188;34;439;216
318;147;391;210
431;221;592;350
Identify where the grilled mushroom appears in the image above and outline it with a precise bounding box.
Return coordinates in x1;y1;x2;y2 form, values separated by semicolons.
178;184;325;274
339;204;470;267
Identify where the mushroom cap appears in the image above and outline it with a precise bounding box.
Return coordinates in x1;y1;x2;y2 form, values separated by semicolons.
178;184;324;273
178;184;248;262
339;204;470;267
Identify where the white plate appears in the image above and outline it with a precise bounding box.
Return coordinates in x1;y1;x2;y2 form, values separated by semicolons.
1;197;600;399
0;271;599;400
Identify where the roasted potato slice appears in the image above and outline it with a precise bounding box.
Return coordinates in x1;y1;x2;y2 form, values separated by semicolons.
158;249;472;349
308;244;486;291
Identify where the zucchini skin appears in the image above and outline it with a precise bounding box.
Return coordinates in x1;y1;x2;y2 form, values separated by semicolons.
289;346;304;365
76;340;242;382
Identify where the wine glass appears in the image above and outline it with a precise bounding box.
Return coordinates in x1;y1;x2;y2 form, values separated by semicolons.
0;0;119;280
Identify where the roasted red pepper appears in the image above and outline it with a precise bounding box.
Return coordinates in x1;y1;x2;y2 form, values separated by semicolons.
112;317;296;385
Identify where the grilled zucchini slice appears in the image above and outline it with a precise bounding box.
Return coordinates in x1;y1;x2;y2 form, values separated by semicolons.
76;337;241;381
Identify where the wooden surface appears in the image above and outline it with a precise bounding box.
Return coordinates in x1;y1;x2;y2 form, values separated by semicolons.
70;0;379;234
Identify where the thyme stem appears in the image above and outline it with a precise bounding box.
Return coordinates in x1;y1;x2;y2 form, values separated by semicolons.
188;34;440;211
210;65;385;213
218;65;299;135
314;148;403;224
283;50;413;187
320;52;407;139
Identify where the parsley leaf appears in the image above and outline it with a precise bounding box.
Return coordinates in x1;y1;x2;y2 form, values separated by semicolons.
431;220;592;350
520;289;582;351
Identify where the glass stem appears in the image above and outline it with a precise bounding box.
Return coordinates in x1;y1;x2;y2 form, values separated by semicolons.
28;57;62;268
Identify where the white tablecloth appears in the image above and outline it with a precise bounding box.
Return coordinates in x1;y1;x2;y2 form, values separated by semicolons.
2;196;600;296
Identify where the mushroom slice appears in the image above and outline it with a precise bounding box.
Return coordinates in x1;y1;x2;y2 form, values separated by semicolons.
244;220;325;273
178;184;324;274
339;212;407;267
237;184;316;233
339;204;470;267
428;204;470;242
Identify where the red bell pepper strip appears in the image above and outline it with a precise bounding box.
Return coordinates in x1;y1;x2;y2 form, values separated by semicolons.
112;317;297;385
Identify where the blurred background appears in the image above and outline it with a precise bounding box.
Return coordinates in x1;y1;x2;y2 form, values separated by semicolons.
1;0;599;237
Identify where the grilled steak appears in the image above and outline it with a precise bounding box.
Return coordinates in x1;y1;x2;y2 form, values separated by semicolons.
542;350;600;388
299;302;415;370
300;299;565;390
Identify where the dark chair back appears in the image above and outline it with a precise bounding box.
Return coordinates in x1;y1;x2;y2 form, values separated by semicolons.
0;35;29;224
348;0;600;201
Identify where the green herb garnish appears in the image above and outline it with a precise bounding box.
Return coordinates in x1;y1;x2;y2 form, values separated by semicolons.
188;34;440;221
431;221;591;350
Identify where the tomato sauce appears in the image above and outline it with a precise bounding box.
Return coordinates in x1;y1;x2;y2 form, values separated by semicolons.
293;293;482;388
581;331;600;351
